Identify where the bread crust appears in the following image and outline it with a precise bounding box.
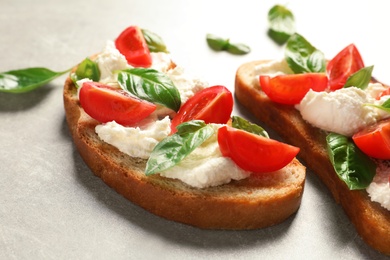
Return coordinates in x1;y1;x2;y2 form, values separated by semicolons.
63;73;306;230
235;60;390;253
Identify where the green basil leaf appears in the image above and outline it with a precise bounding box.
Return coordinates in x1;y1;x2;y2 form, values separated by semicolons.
117;68;181;112
267;4;295;45
285;33;326;73
326;133;376;190
226;43;251;55
343;65;374;89
206;34;230;51
141;28;169;53
0;67;69;93
71;57;100;85
206;34;250;55
145;121;214;175
231;116;269;138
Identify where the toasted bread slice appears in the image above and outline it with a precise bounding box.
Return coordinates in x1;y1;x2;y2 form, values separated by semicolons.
63;71;306;230
235;60;390;253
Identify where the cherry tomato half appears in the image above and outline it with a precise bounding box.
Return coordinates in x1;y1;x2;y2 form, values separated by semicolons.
352;118;390;160
326;44;365;91
115;26;152;68
79;82;156;126
218;126;300;173
170;85;233;133
259;73;328;105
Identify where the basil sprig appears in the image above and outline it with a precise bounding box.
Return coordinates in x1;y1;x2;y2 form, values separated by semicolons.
326;133;376;190
231;116;269;138
206;34;250;55
343;65;373;89
267;4;295;45
0;67;70;93
117;68;181;112
71;57;100;85
141;29;169;53
285;33;325;74
145;120;214;175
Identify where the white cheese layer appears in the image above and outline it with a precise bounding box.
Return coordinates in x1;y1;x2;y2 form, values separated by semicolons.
95;116;171;159
297;87;380;136
96;41;130;85
367;161;390;211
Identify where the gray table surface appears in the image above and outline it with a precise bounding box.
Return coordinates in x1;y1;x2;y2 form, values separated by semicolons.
1;0;389;259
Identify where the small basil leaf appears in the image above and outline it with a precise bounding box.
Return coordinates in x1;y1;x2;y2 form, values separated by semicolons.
226;43;251;55
176;120;207;134
0;67;70;93
145;121;214;175
326;133;376;190
343;65;374;89
267;4;295;45
117;68;181;112
72;57;100;84
141;28;169;53
206;34;230;51
285;33;326;73
231;116;269;138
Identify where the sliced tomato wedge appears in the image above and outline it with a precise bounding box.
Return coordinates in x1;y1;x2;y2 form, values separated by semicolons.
327;44;365;91
259;73;328;105
352;118;390;160
115;26;152;68
170;85;233;133
79;82;156;126
218;126;300;173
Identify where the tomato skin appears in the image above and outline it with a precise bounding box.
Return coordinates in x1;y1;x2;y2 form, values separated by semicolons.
218;126;300;173
115;26;152;68
79;82;156;126
327;44;365;91
352;118;390;160
259;73;328;105
170;85;233;133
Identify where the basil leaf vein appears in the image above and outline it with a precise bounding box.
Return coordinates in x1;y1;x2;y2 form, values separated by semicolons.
285;33;325;73
267;4;295;44
326;133;376;190
0;67;70;93
117;68;181;112
145;120;214;175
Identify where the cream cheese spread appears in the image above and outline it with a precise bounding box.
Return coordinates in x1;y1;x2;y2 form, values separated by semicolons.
96;41;130;85
95;116;171;159
297;87;380;136
366;161;390;210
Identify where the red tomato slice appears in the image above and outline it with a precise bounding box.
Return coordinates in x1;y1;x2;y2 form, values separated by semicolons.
352;118;390;160
259;73;328;105
79;82;156;126
170;85;233;133
218;126;300;173
115;26;152;68
326;44;365;91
